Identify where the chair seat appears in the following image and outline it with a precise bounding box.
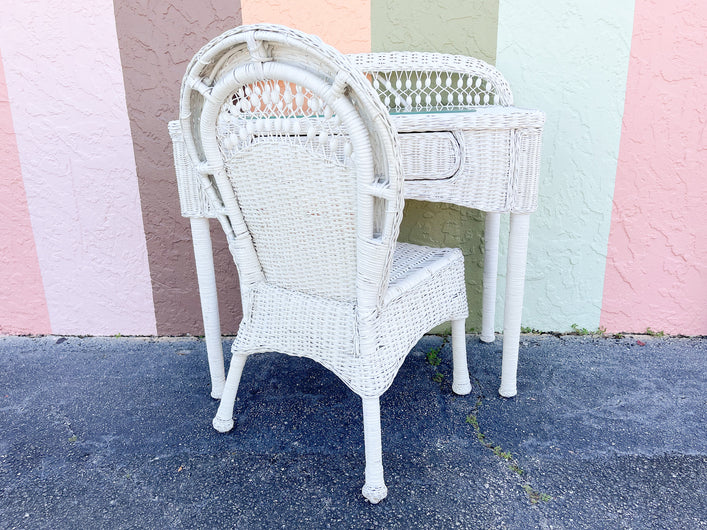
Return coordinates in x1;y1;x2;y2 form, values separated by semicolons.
231;241;466;397
385;242;465;304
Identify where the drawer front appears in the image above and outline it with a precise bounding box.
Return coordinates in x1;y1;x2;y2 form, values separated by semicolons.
399;131;461;181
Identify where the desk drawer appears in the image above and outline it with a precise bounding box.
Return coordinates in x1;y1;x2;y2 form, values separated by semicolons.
399;131;461;181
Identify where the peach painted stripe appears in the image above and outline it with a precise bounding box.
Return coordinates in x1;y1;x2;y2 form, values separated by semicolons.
0;50;51;335
0;0;156;335
601;0;707;335
242;0;371;54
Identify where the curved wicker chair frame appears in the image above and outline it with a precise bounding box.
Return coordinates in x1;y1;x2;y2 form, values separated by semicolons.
178;24;471;503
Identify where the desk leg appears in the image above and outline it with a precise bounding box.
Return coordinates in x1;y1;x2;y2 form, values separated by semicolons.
499;213;530;398
190;217;226;399
481;212;501;343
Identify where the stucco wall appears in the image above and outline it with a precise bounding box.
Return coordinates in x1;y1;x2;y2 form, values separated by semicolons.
0;0;156;335
114;0;243;335
0;50;50;334
601;0;707;335
0;0;704;336
495;0;635;332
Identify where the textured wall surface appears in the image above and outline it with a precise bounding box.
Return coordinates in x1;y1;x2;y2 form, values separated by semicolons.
0;0;704;336
243;0;370;53
372;0;499;331
0;0;157;335
496;0;635;332
114;0;243;335
601;0;707;335
372;0;498;63
0;50;51;334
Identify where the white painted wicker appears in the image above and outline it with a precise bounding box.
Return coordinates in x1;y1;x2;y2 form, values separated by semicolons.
352;52;545;397
350;52;544;214
177;24;471;504
171;45;544;402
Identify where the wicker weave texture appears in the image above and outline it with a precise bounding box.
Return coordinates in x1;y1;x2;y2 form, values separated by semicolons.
349;51;514;110
176;24;472;503
168;121;222;218
352;52;545;214
172;51;545;217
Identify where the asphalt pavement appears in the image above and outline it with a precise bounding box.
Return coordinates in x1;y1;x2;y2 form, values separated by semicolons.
1;333;705;529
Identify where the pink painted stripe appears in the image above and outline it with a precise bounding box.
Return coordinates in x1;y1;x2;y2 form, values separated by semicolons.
0;0;156;335
0;50;51;335
601;0;707;335
242;0;371;54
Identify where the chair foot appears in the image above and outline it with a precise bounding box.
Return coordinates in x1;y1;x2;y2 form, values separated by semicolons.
210;387;223;400
451;319;472;396
212;415;234;432
452;380;472;395
361;397;387;503
362;482;388;504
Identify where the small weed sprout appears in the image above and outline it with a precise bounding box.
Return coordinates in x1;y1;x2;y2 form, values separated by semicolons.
571;324;606;336
426;346;442;367
523;484;553;504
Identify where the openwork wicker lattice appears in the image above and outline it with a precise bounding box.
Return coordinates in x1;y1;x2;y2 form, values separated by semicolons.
351;52;544;214
175;24;471;503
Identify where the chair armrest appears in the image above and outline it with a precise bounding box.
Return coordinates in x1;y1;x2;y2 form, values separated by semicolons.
168;120;222;218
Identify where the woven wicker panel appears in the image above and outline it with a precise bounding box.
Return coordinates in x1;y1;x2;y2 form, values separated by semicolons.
225;141;358;301
458;128;513;211
509;128;543;213
351;52;513;112
398;132;461;181
229;242;468;398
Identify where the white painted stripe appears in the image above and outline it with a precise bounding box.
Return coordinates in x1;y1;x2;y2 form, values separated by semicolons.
0;0;157;335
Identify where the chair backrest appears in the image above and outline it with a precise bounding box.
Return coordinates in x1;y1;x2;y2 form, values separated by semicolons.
350;52;513;113
179;25;403;312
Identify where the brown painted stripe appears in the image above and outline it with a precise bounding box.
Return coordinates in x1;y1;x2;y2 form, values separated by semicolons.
114;2;243;334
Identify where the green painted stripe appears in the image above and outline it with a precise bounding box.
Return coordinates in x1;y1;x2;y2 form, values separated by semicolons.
372;0;500;332
372;0;499;62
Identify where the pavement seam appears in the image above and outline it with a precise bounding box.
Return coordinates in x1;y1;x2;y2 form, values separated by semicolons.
465;378;554;506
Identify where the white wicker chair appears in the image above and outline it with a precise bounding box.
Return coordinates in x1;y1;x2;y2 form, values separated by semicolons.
177;24;471;503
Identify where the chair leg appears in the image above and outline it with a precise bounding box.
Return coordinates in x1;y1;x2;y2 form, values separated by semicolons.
212;354;248;433
361;397;387;503
451;318;472;395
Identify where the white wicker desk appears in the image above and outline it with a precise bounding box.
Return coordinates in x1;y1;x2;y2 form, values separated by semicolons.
170;101;543;398
389;105;544;398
